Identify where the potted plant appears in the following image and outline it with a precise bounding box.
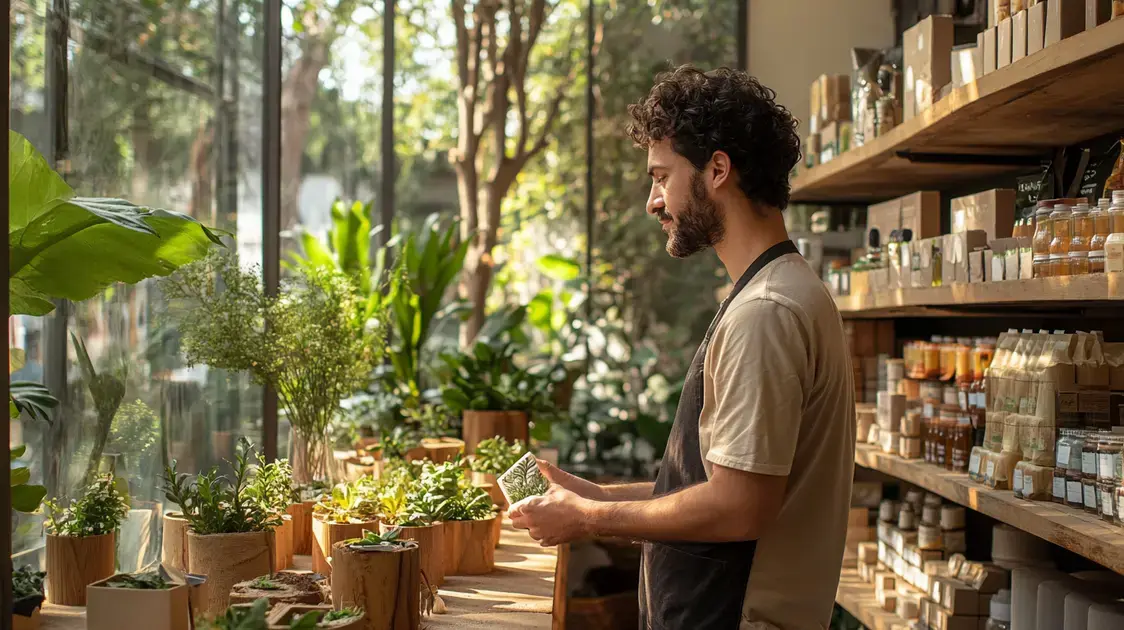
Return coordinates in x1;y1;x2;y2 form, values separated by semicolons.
246;455;299;570
161;511;191;573
163;438;280;618
229;572;326;606
12;566;45;630
310;480;380;576
199;598;363;630
86;571;190;630
413;460;497;575
42;473;130;605
377;473;446;585
469;436;529;510
330;529;420;630
288;481;329;556
161;251;386;485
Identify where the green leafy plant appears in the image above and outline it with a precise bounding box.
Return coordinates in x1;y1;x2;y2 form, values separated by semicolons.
377;472;433;527
8;130;224;317
71;332;128;484
246;455;298;515
377;425;420;460
438;339;560;415
249;576;282;591
322;608;363;623
161;250;385;483
13;565;45;601
497;453;550;504
344;527;409;549
43;473;130;537
411;459;494;522
198;597;270;630
470;437;528;476
162;438;282;535
108;399;161;481
402;403;456;439
10;444;47;513
312;480;381;524
104;572;172;590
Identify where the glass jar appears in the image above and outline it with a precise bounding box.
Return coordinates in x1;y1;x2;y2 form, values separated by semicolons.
1072;202;1093;248
1050;253;1068;277
1110;190;1124;234
1083;433;1100;481
1033;254;1052;278
1090;250;1106;274
1090;203;1111;257
922;342;940;380
1099;480;1116;523
1066;431;1087;509
1053;466;1067;504
1083;478;1099;515
1069;251;1090;276
951;414;973;472
1049;204;1073;259
1032;204;1054;258
955;344;973;387
1056;429;1074;472
1098;436;1122;483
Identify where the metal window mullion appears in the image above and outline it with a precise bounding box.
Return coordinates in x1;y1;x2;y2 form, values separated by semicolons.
262;0;282;461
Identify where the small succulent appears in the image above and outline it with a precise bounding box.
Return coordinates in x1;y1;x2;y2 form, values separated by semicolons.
105;572;172;590
249;576;282;591
345;527;417;551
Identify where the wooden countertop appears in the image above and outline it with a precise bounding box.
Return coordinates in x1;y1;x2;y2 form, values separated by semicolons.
836;567;913;630
40;517;562;629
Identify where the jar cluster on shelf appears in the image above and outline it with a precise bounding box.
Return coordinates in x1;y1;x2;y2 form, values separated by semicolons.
1053;430;1124;526
1031;192;1124;277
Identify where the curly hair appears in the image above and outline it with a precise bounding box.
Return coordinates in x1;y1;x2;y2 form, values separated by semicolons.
627;66;801;211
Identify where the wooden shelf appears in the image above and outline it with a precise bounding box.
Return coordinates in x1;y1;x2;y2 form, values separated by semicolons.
854;444;1124;575
792;18;1124;203
836;273;1124;317
836;567;913;630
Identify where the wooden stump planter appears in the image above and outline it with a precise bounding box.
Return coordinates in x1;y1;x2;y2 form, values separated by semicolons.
420;437;465;463
311;516;379;576
12;608;40;630
273;515;294;570
45;532;116;605
331;540;420;630
462;411;511;454
161;513;191;573
378;521;445;586
287;501;316;556
442;516;497;575
187;530;275;618
471;473;508;510
267;603;365;630
491;512;504;549
86;575;190;630
229;571;326;606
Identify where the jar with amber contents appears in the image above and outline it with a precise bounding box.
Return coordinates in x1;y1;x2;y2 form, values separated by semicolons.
922;342;940;380
1034;255;1052;278
1050;204;1073;276
1032;204;1054;258
1069;204;1092;275
1090;250;1106;274
1069;251;1089;276
1089;202;1111;260
1049;254;1068;277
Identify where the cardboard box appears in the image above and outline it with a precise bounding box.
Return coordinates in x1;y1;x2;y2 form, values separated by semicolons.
942;234;959;287
951;45;981;87
809;78;823;133
990;238;1019;280
951;188;1017;240
918;237;941;287
998;17;1014;68
901;191;942;239
934;577;981;615
820;121;840;164
1013;9;1029;62
868;197;902;250
985;249;999;281
969;249;988;283
804;134;821;169
984;27;998;74
1029;0;1048;55
1047;0;1086;45
1087;0;1113;29
950;231;989;284
904;16;955;120
87;575;191;630
1019;238;1034;279
815;74;852;125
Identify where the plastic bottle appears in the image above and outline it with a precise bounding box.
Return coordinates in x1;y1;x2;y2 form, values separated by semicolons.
985;589;1011;630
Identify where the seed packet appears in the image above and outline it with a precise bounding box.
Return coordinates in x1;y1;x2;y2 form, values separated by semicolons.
497;452;550;506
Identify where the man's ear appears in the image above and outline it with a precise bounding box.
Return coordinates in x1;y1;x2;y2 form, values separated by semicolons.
709;150;732;191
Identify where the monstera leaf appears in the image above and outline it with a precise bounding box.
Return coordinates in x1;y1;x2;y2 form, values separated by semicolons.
8;130;224;316
10;444;47;513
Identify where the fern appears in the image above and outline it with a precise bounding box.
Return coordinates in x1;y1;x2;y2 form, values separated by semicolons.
498;453;549;504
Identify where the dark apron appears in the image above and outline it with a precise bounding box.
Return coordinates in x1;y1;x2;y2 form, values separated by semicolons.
639;240;799;630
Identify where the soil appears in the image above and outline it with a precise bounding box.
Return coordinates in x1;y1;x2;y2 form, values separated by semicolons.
229;570;327;605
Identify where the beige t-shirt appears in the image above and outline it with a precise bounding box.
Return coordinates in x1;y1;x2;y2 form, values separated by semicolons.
699;252;856;630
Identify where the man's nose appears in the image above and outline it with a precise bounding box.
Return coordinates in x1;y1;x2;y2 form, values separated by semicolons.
647;192;665;216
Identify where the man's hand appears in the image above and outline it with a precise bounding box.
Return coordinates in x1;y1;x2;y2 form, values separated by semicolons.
535;459;604;500
509;484;592;546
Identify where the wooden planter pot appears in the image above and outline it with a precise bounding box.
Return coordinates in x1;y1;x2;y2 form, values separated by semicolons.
162;512;191;573
463;410;530;453
311;517;379;576
45;532;116;605
273;515;294;570
331;540;420;630
443;516;497;575
379;521;445;586
188;530;275;618
12;609;40;630
420;437;465;463
229;571;326;606
267;603;365;630
287;501;317;556
471;471;508;510
86;575;190;630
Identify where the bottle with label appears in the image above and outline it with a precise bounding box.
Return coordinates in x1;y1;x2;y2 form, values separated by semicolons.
951;413;972;472
1049;204;1073;276
1066;431;1087;509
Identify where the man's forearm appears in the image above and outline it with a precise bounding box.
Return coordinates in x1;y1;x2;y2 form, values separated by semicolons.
595;482;655;501
582;479;759;542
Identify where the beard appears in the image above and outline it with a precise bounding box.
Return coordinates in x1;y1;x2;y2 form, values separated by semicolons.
664;171;725;259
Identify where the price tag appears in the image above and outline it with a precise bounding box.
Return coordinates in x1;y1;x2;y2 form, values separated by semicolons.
1067;481;1083;504
986;460;996;479
1053;477;1066;499
1057;444;1071;467
969;452;981;475
1013;469;1025;496
1084;484;1098;509
1024;474;1034;497
1099;454;1114;481
1083;452;1097;476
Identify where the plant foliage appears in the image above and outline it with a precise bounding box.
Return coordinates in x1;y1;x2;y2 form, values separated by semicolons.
71;331;128;484
312;480;381;524
245;455;298;515
10;444;47;513
105;572;172;590
438;338;561;416
162;438;282;535
470;437;528;475
13;565;45;601
411;459;494;522
43;473;130;537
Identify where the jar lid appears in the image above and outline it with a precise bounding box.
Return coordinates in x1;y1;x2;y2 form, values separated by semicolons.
1090;250;1106;259
1069;251;1088;258
1049;254;1067;261
1034;254;1050;262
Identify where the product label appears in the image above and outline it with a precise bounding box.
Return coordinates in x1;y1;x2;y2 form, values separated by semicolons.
1099;453;1115;481
1084;484;1098;509
1057;444;1071;467
1068;480;1084;504
969;452;981;475
924;402;934;418
1083;452;1097;476
986;460;996;479
958;391;968;410
1101;489;1115;517
1053;477;1066;499
1013;469;1025;496
1024;474;1034;497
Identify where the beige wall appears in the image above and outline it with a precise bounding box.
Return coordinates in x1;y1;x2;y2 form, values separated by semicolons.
747;0;897;139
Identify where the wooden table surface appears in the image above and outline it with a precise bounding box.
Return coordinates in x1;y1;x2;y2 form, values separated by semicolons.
40;517;562;629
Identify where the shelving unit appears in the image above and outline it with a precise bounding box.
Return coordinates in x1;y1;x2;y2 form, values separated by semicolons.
836;567;913;630
835;273;1124;317
854;444;1124;575
791;18;1124;203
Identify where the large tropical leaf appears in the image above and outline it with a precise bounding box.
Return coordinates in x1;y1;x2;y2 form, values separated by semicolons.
10;445;47;513
10;381;58;424
8;131;225;316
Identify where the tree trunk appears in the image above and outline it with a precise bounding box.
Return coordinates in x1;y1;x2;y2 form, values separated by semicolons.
280;37;331;232
189;119;215;222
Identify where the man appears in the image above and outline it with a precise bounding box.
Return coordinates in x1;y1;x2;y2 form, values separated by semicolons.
510;66;856;630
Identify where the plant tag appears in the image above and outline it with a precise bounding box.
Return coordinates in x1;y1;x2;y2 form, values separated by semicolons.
497;452;551;506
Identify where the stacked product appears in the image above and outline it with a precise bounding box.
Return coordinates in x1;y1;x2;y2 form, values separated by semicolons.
878;391;907;455
806;74;852;168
